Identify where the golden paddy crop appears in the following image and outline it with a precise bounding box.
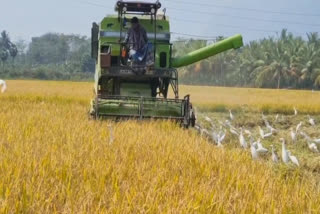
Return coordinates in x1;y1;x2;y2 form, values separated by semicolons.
0;80;320;213
178;85;320;114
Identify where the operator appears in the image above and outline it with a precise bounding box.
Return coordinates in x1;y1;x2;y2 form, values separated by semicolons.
124;17;154;66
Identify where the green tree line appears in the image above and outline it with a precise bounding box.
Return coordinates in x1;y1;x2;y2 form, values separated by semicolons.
1;29;320;89
0;31;94;80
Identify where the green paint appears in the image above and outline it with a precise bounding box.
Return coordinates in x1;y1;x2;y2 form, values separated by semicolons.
171;34;244;68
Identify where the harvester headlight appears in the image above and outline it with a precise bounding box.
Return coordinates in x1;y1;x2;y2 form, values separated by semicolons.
123;7;127;12
151;8;155;14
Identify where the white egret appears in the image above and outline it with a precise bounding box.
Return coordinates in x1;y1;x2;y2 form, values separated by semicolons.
218;131;226;144
293;107;298;116
263;118;275;132
205;116;216;129
229;110;234;121
194;125;201;132
211;129;219;142
290;128;296;142
217;141;223;148
307;141;319;153
296;122;302;133
225;120;231;127
256;139;268;153
244;129;252;136
280;138;289;164
230;128;239;136
225;120;236;130
265;121;277;133
300;131;312;142
239;128;247;149
275;114;279;122
314;138;320;144
210;127;226;147
211;131;218;144
287;151;300;167
271;145;279;163
258;126;272;139
0;79;6;93
201;128;210;138
205;116;212;122
258;126;264;138
250;143;259;160
218;120;228;129
264;118;270;127
308;115;315;126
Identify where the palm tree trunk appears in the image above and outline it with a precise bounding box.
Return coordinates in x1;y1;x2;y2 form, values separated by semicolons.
277;72;281;89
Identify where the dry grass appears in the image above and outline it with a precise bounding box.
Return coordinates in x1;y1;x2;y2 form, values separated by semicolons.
0;80;320;213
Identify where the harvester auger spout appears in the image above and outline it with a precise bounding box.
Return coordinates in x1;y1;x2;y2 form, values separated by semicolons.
171;34;243;68
89;0;244;128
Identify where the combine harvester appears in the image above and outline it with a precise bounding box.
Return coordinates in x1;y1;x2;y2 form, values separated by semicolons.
90;0;243;128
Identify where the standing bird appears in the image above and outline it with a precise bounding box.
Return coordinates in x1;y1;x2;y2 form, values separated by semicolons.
205;116;215;129
308;115;315;126
256;139;268;153
280;138;289;164
229;127;239;136
258;126;264;138
239;128;247;149
258;126;272;139
250;143;259;160
229;110;234;121
0;79;7;93
287;151;300;167
244;129;252;136
290;128;297;143
293;107;298;116
201;128;210;138
225;120;236;130
300;131;312;142
296;122;302;133
307;141;319;153
275;114;279;123
271;145;279;163
194;124;201;132
313;138;320;144
212;129;226;147
205;116;212;123
265;120;277;133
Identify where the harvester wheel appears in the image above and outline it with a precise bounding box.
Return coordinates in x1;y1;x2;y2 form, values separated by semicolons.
190;111;196;127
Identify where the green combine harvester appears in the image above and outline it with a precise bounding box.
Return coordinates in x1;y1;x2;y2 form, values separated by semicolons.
90;0;243;128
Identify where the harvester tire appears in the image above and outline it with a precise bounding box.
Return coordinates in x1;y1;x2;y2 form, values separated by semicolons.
190;111;196;127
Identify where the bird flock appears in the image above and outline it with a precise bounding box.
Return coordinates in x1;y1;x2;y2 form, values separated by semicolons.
195;108;320;167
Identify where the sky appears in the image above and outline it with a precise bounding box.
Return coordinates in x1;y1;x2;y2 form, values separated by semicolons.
1;0;320;43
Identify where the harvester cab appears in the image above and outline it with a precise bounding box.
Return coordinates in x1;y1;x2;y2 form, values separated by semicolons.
90;0;244;128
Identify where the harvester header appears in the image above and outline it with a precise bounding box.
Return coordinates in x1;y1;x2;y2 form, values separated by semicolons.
90;0;244;127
